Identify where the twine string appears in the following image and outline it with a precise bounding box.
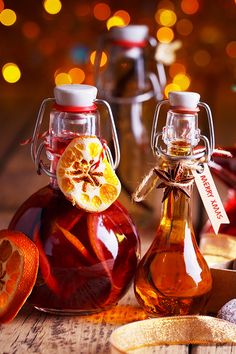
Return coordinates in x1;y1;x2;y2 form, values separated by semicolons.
133;159;202;203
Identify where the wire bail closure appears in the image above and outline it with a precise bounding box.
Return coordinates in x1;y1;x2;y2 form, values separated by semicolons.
31;97;120;177
94;34;166;103
151;99;215;162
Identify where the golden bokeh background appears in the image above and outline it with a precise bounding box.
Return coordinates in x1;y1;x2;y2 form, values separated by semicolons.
0;0;236;146
0;0;235;234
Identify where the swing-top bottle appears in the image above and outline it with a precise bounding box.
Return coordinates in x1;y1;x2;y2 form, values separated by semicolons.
134;91;213;316
9;84;140;315
95;25;166;225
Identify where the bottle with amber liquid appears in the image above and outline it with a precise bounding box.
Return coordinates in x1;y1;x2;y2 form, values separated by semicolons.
9;84;140;315
134;91;214;316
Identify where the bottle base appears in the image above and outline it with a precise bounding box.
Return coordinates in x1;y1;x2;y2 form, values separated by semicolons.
34;305;113;316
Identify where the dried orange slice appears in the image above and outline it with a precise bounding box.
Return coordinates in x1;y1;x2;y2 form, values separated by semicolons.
0;229;39;323
57;136;121;212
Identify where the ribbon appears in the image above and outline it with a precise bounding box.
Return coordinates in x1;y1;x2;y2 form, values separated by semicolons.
110;316;236;352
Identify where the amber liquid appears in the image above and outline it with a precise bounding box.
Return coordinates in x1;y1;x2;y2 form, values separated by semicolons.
134;228;212;316
9;134;140;314
134;142;212;316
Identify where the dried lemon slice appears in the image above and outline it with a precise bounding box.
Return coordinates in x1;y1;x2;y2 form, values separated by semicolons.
56;136;121;212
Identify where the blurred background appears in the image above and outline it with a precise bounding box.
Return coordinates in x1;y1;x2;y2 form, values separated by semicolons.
0;0;236;229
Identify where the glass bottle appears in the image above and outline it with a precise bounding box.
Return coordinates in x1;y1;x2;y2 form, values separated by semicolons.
201;146;236;237
9;84;140;315
134;91;214;316
95;25;166;225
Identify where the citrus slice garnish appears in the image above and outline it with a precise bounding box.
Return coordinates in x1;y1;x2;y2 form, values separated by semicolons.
56;136;121;212
0;229;39;323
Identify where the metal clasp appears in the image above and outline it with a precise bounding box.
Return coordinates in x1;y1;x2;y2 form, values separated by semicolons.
95;99;120;170
31;97;55;177
31;97;120;177
151;99;215;162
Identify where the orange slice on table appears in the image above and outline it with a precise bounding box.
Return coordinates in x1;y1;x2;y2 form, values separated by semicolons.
56;136;121;212
0;229;39;323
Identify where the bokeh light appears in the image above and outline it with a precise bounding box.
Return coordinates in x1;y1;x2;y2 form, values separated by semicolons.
176;19;193;36
181;0;199;15
93;3;111;21
114;10;131;26
173;73;191;90
193;50;211;67
75;3;90;17
155;9;177;27
90;51;107;67
164;83;181;98
226;41;236;58
70;45;88;64
157;0;175;10
169;63;186;78
0;9;17;26
0;0;4;12
55;72;72;86
68;68;85;84
200;26;222;44
22;21;40;39
2;63;21;83
156;27;174;43
39;38;55;56
106;16;125;30
43;0;62;15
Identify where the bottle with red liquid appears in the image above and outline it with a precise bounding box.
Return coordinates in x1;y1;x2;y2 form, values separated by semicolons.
9;84;140;315
202;146;236;237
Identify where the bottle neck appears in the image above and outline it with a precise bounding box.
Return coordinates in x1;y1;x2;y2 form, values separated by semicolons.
163;111;200;148
45;108;100;188
98;45;148;98
160;185;193;228
159;141;194;240
159;109;199;230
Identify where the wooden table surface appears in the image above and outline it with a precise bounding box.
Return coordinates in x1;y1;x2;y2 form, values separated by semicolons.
0;91;236;353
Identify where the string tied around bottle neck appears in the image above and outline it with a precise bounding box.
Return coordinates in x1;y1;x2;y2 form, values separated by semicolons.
132;158;202;203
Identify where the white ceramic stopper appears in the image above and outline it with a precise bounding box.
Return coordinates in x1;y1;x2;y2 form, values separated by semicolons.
54;84;97;107
110;25;148;42
168;91;200;109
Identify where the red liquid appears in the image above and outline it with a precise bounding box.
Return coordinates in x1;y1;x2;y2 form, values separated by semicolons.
203;146;236;236
9;186;140;314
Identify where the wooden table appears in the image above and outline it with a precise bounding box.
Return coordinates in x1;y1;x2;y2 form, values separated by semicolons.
1;289;236;353
1;91;236;353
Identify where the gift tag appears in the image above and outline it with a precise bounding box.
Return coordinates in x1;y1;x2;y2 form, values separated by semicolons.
192;163;229;234
56;136;121;212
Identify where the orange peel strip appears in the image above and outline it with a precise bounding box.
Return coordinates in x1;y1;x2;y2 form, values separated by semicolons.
87;214;122;305
33;227;60;295
56;224;94;264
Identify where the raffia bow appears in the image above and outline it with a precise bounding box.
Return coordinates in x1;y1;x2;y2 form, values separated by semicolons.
133;148;232;204
133;160;196;203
